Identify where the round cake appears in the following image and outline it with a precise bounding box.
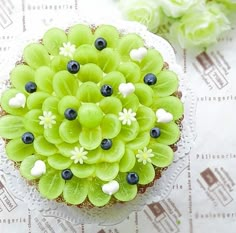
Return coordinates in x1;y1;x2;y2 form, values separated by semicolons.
0;24;183;207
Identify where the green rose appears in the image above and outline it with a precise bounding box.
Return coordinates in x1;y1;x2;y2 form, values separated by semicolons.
159;0;199;18
170;3;231;48
119;0;162;33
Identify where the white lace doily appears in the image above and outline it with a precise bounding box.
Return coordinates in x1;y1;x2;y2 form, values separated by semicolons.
0;18;196;225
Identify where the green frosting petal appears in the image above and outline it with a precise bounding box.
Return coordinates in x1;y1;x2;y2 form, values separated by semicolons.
76;82;102;103
84;148;102;164
101;139;125;163
99;97;122;115
59;120;81;144
33;136;57;156
98;48;121;73
136;106;156;131
152;96;184;120
63;177;89;205
48;154;72;170
35;66;55;93
132;162;155;185
27;92;50;109
134;83;154;106
44;122;63;144
1;89;28;116
68;24;93;47
79;127;102;150
119;121;139;142
149;143;174;168
77;63;103;83
43;28;67;55
70;163;95;178
0;115;25;139
38;170;65;199
118;33;144;60
20;154;45;180
88;178;111;207
153;70;178;97
24;109;43;134
127;131;150;150
53;70;78;98
58;95;80;116
114;172;137;201
94;25;119;48
119;93;140;112
23;43;50;69
100;71;126;95
6;138;34;161
42;96;60;115
96;162;119;181
50;55;70;72
100;114;121;139
140;49;164;76
119;149;136;172
154;122;180;145
10;65;35;93
73;45;98;65
117;62;141;83
56;142;80;158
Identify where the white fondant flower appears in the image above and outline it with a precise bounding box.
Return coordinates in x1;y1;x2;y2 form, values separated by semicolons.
118;108;136;125
59;42;76;58
39;111;56;129
70;147;88;164
136;147;154;165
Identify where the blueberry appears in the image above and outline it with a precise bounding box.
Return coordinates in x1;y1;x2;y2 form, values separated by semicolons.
64;108;77;120
126;172;139;185
61;169;73;180
21;132;34;144
150;127;161;138
67;60;80;74
100;84;113;97
25;81;37;93
101;139;112;150
144;73;157;85
94;37;107;51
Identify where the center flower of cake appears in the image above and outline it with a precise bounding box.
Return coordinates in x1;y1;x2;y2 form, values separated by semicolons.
78;103;104;128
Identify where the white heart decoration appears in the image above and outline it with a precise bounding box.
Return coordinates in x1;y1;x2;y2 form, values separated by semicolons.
8;93;26;108
30;160;46;177
102;180;120;195
119;83;135;97
156;108;173;123
130;47;147;62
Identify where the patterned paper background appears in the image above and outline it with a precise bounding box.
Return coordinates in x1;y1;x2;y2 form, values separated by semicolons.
0;0;236;232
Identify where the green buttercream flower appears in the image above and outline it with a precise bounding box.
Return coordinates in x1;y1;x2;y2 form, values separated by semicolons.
0;24;183;207
170;2;231;48
159;0;200;18
119;0;162;33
